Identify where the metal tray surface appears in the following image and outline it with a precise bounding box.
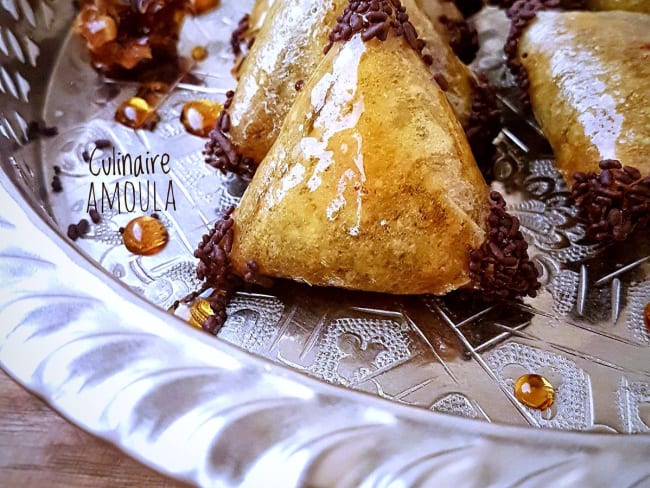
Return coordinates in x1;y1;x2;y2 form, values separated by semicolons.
0;1;649;486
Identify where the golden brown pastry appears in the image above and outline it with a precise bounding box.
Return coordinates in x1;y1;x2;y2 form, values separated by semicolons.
231;0;277;77
229;31;490;295
513;9;650;179
414;0;479;63
405;0;476;126
223;0;348;165
194;0;539;333
206;0;498;177
506;2;650;243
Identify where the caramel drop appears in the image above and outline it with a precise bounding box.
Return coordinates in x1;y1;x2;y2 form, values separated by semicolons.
514;374;555;410
122;216;169;256
115;97;157;130
191;46;208;61
188;299;214;329
181;100;222;138
644;303;650;333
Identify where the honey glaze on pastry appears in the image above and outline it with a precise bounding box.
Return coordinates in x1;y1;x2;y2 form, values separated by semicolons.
506;1;650;243
206;0;500;180
194;0;539;333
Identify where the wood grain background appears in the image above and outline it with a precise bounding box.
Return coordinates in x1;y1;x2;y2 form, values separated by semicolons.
0;372;189;487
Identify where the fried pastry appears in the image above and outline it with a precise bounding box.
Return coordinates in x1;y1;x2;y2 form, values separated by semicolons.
414;0;479;63
230;0;277;76
221;0;347;166
581;0;650;12
194;0;539;333
206;0;499;178
506;1;650;242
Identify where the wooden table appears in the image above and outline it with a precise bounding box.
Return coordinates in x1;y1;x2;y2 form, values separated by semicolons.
0;372;189;487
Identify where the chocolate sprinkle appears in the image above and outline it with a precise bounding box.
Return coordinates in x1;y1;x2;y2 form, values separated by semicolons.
295;79;304;91
94;139;112;149
77;218;90;235
465;74;501;180
469;191;540;300
439;15;479;65
325;0;431;66
203;91;256;179
89;209;101;224
194;207;242;333
51;175;63;193
67;224;79;241
230;14;250;57
572;160;650;244
504;0;562;110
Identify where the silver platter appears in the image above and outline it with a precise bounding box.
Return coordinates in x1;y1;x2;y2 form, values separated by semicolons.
0;1;649;486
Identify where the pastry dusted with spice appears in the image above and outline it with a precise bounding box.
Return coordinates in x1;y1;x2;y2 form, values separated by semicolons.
194;0;538;333
206;0;499;179
505;1;650;243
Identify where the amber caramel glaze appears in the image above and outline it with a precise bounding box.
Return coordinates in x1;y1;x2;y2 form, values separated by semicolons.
585;0;650;12
231;35;489;295
404;0;474;126
228;0;348;164
414;0;465;44
519;11;650;179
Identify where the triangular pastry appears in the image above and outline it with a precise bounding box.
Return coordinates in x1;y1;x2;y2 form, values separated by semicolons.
206;0;498;177
228;7;490;295
194;0;539;332
506;1;650;242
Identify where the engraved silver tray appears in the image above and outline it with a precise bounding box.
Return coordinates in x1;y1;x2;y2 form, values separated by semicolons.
1;1;649;486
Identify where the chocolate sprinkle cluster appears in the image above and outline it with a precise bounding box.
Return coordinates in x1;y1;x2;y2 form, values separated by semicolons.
324;0;432;66
490;0;584;7
194;207;241;333
439;15;479;64
465;74;501;179
203;91;256;179
469;191;540;300
572;160;650;243
230;14;251;57
504;0;561;109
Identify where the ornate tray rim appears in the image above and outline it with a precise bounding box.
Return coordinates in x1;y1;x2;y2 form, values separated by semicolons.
2;166;650;486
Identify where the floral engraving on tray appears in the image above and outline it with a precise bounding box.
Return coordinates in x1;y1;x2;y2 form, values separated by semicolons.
310;318;412;386
221;295;285;354
618;379;650;434
431;393;479;419
626;281;650;346
486;342;592;430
